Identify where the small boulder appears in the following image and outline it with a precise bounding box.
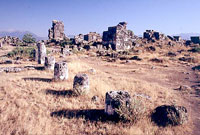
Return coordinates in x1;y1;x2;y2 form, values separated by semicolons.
91;95;99;103
178;85;191;91
151;105;188;126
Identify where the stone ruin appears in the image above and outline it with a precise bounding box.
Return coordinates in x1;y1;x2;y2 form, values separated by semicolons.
103;22;134;51
37;42;47;64
74;34;84;44
73;32;102;45
143;30;165;41
105;90;131;116
73;73;89;95
84;32;102;43
45;56;55;70
48;20;65;41
173;36;181;41
54;62;68;81
0;36;21;46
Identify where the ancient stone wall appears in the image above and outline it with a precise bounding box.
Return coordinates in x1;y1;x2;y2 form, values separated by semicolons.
48;20;65;41
0;36;21;46
84;32;102;43
102;22;133;51
143;30;165;41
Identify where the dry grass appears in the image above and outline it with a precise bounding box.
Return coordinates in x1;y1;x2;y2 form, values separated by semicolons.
0;45;197;135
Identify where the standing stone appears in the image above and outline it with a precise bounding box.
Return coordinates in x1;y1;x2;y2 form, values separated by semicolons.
44;56;55;70
37;42;46;64
73;74;90;95
54;62;68;81
105;90;131;116
0;42;3;48
73;74;89;95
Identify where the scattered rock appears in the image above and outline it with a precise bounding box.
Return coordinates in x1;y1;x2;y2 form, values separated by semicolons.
91;96;99;103
150;58;163;63
88;68;96;74
146;46;156;51
73;74;89;95
179;57;198;63
151;105;188;126
178;85;191;91
0;60;13;64
0;67;24;73
134;93;151;100
167;51;177;57
130;56;142;61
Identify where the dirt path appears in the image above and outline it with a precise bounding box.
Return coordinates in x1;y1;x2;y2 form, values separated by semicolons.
80;56;200;134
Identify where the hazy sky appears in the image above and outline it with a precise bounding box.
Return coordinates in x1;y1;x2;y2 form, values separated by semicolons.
0;0;199;37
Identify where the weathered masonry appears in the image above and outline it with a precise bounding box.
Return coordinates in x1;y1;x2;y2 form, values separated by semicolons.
103;22;134;51
48;20;65;41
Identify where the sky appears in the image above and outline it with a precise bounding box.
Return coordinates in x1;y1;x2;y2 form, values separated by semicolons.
0;0;200;37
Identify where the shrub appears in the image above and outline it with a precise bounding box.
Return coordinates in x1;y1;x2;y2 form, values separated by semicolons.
22;33;36;44
115;97;145;123
188;47;200;53
7;47;35;58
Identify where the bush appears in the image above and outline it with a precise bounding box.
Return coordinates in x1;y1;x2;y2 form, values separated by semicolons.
7;47;35;58
115;97;145;123
22;34;36;44
188;47;200;53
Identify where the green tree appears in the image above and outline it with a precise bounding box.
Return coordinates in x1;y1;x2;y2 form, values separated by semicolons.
22;33;36;44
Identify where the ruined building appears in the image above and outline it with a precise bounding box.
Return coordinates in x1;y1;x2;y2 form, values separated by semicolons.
74;34;84;44
48;20;65;41
0;36;21;46
103;22;134;51
143;30;165;41
84;32;102;43
173;36;181;41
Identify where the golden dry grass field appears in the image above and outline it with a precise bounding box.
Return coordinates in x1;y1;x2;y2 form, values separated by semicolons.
0;45;199;135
